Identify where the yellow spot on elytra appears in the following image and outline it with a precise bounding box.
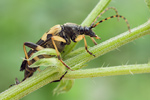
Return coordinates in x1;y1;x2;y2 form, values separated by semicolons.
41;33;47;41
49;25;61;35
41;25;62;41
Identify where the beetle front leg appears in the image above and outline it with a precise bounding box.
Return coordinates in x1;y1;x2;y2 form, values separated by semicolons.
75;35;95;57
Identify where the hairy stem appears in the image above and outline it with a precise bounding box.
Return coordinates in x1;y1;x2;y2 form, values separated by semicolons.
0;69;59;100
0;58;66;100
64;64;150;79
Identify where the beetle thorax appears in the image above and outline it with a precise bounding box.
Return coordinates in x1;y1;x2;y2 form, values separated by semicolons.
62;23;97;42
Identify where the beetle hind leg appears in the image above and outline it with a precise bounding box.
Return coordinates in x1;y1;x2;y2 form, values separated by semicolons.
51;70;68;83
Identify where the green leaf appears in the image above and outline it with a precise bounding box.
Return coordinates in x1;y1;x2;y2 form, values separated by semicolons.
53;80;74;95
29;58;61;68
28;48;57;61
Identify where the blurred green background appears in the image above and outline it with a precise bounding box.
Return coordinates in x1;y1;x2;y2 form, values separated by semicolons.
0;0;150;100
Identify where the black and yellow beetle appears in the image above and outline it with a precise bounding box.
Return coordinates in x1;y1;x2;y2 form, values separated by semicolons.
18;7;131;83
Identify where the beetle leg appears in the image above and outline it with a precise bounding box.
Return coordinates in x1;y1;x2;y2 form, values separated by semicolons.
23;42;44;72
23;42;44;65
75;35;95;57
83;35;95;57
21;42;45;81
90;37;98;45
22;68;34;81
51;70;68;83
51;36;71;70
52;36;66;43
75;35;84;41
9;78;20;87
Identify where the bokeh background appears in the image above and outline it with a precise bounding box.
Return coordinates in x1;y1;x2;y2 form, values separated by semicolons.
0;0;150;100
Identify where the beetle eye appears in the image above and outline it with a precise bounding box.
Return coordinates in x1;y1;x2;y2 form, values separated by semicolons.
84;27;89;32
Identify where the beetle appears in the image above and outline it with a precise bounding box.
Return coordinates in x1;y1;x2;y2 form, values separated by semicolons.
17;7;131;83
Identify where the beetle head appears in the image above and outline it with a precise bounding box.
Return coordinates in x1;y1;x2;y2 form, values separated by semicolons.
84;26;101;39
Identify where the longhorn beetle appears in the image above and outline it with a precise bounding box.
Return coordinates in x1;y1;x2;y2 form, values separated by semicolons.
17;7;131;83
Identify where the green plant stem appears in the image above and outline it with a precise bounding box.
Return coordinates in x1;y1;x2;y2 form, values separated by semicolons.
0;58;66;100
64;64;150;79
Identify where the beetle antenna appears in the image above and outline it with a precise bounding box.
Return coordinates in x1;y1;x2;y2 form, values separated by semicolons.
90;15;131;32
90;7;119;28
